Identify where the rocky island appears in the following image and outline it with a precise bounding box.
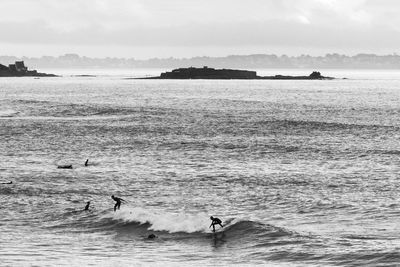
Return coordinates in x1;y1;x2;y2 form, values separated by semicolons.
0;61;57;77
141;66;334;80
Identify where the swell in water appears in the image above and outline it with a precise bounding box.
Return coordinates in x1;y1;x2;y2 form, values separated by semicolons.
45;206;295;239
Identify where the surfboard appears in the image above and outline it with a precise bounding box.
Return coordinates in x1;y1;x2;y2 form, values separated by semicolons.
57;165;73;169
210;218;235;233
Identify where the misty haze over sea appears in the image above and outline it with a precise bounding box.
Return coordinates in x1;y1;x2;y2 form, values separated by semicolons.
2;53;400;69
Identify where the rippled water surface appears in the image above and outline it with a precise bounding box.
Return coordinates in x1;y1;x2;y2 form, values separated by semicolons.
1;71;400;266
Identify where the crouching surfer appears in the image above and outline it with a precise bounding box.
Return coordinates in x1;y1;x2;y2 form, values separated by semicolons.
209;216;223;232
111;195;126;211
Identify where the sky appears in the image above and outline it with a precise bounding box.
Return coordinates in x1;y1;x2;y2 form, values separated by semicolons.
0;0;399;59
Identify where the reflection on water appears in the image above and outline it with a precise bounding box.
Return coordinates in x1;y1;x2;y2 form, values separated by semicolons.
2;72;400;265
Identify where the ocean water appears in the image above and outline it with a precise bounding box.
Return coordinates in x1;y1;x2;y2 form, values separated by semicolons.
1;70;400;266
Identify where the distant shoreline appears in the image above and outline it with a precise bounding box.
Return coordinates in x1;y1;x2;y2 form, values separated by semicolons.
2;53;400;69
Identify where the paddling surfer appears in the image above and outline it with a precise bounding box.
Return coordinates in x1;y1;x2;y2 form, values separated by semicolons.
147;233;157;239
111;195;126;211
209;216;223;232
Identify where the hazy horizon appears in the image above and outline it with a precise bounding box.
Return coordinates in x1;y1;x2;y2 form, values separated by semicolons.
1;0;400;58
3;52;400;70
3;52;400;61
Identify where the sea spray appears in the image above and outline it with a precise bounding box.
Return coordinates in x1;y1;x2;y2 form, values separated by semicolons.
102;206;212;233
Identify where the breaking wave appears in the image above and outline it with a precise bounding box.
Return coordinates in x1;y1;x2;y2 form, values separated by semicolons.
47;206;297;243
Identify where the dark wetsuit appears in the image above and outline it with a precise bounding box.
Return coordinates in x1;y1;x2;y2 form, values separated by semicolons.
84;201;90;211
210;217;223;232
112;196;124;211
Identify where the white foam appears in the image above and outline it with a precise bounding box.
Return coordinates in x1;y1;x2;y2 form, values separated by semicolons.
0;109;18;117
102;206;211;233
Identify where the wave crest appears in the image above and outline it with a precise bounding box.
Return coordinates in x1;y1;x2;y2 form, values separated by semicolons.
101;207;211;233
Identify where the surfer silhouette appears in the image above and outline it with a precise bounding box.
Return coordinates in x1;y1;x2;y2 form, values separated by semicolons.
209;216;223;232
84;201;91;211
111;195;125;211
84;159;89;166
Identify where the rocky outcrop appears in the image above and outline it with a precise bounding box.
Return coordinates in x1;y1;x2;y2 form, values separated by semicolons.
260;71;334;80
142;67;334;80
0;61;57;77
159;66;257;79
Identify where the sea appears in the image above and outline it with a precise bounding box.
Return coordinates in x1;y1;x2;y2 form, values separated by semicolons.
1;69;400;266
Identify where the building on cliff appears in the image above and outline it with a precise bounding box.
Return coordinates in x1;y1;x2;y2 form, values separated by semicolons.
8;61;28;73
15;61;28;72
0;61;55;77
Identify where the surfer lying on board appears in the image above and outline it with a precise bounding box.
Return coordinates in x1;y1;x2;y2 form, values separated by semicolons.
209;216;223;232
111;195;126;211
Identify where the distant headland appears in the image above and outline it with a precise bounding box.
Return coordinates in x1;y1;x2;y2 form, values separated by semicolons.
0;61;56;77
1;53;399;69
140;66;334;80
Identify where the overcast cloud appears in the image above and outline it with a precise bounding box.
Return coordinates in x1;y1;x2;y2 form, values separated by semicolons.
0;0;399;58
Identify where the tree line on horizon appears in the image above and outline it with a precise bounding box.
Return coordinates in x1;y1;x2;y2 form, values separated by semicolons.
1;53;400;69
